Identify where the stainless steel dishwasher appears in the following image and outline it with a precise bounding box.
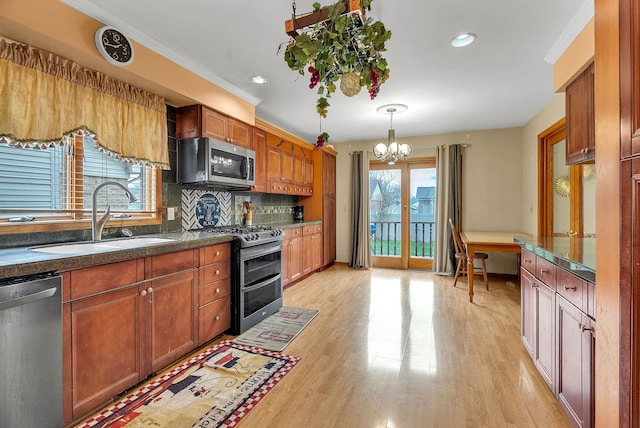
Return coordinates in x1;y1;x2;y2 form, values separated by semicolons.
0;273;62;428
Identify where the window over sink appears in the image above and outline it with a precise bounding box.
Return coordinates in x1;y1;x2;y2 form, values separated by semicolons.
0;134;160;232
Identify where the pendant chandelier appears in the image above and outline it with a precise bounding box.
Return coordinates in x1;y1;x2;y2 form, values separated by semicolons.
373;104;411;164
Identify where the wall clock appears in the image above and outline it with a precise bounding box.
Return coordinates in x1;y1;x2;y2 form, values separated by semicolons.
94;26;134;66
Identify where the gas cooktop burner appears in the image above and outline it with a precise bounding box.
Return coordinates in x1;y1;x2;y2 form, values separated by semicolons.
196;224;284;247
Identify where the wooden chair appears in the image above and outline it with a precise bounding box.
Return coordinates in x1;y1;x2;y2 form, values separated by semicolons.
449;218;489;290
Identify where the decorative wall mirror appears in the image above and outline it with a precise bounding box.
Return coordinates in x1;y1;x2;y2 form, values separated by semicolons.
539;118;596;237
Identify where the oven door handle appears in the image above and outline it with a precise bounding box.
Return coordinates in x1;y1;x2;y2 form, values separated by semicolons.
240;242;283;260
243;274;282;292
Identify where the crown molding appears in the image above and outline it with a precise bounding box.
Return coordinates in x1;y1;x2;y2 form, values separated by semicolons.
544;0;594;65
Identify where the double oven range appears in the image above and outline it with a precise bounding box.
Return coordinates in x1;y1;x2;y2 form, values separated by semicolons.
198;225;284;334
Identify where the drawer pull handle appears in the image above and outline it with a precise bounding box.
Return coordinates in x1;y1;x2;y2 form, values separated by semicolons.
540;269;548;273
530;282;538;288
524;260;532;263
579;323;593;332
564;286;577;291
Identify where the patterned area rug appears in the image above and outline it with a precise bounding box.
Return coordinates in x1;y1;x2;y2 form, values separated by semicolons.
232;307;320;351
78;341;300;428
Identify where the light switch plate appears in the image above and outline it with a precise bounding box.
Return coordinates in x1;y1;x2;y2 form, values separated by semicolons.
167;207;175;221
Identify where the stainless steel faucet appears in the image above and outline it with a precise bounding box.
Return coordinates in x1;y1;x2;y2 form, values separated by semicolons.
92;181;137;241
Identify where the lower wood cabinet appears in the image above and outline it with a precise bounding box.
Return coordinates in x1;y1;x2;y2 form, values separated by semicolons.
198;243;231;345
62;244;230;424
520;248;594;428
302;224;323;275
283;227;303;286
556;294;595;428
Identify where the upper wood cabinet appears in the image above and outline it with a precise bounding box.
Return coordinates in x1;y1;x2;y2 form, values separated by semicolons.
565;63;595;165
252;127;267;193
176;104;253;149
621;0;640;158
265;132;313;195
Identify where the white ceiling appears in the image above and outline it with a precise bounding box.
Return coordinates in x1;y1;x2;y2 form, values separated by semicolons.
62;0;592;144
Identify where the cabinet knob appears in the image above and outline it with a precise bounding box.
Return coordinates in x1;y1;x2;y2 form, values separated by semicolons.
215;315;220;321
215;269;220;275
540;269;548;273
524;259;532;263
564;286;577;291
147;287;153;294
216;288;220;293
140;289;147;296
215;251;220;256
530;282;538;288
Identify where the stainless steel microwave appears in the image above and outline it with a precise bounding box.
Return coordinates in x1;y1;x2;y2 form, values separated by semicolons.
177;137;255;189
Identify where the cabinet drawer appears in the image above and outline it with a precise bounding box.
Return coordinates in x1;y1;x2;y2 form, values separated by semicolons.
286;227;303;238
199;277;231;306
557;268;586;312
303;224;322;235
521;249;535;272
199;295;231;343
70;259;143;299
535;256;557;290
200;261;230;284
200;243;230;265
147;249;197;278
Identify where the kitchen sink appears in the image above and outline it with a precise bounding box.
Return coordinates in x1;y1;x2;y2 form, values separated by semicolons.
29;237;175;255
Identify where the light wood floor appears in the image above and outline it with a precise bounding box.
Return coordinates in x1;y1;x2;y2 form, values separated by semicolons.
78;265;572;427
223;265;571;428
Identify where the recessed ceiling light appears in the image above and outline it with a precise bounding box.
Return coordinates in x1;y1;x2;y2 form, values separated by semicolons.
451;33;477;48
250;75;269;84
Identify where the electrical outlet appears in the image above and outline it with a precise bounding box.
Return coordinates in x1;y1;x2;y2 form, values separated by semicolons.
167;207;175;221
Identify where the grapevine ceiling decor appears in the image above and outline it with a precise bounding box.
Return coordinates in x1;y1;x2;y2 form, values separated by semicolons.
283;0;391;147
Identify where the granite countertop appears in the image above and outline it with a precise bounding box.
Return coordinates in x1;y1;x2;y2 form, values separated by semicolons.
514;235;596;283
0;221;322;280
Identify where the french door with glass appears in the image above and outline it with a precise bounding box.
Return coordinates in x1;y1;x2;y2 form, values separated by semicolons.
369;158;436;270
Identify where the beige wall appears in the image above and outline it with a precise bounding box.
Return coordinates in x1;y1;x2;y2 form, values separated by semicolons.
334;127;524;274
520;93;567;235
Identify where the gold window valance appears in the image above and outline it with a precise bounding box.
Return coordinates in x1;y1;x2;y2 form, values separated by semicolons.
0;37;169;169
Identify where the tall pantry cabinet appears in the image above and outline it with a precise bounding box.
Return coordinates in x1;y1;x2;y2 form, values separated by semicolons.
300;148;337;268
620;0;640;424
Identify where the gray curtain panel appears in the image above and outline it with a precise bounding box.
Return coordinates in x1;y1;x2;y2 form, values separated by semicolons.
349;151;371;268
434;144;462;274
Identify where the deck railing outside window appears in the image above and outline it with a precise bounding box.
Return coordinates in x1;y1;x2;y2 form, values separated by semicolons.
370;221;435;257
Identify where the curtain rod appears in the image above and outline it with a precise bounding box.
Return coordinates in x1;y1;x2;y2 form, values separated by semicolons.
439;144;471;148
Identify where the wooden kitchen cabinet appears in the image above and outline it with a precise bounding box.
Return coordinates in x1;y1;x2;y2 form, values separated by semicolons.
265;132;313;195
197;243;231;345
300;148;337;268
520;247;595;427
283;227;303;286
565;63;595;164
252;127;267;192
302;224;323;275
556;294;595;428
66;259;145;420
621;0;640;158
176;104;253;149
521;262;556;392
64;249;201;421
322;151;336;266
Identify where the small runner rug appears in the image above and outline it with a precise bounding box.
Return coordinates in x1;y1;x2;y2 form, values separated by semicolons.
232;306;320;351
78;341;300;428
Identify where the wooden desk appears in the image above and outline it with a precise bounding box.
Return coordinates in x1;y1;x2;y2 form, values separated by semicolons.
460;231;527;303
